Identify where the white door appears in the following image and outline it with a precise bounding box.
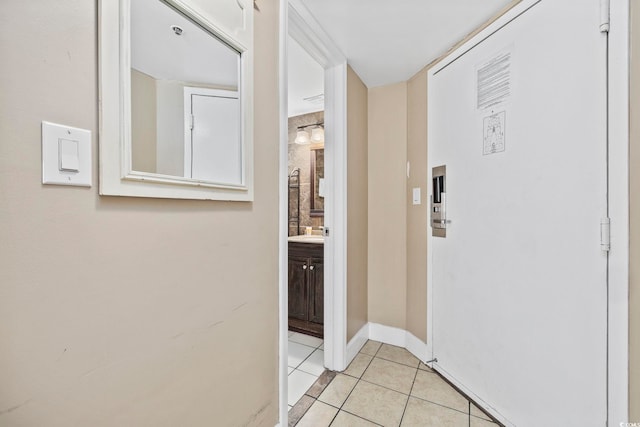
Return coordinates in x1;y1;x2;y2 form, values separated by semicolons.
428;1;607;426
186;88;242;185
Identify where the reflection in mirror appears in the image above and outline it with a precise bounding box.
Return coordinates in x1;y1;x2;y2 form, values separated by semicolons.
310;147;324;216
130;0;242;186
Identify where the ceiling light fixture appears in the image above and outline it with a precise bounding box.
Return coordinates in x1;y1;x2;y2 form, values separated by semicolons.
294;122;324;145
295;129;310;145
310;126;324;143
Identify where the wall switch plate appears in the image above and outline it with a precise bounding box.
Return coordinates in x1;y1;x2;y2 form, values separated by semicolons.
413;187;421;205
59;138;80;172
42;121;91;187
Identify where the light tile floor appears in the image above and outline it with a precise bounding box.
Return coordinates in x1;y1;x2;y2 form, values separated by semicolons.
288;331;325;409
293;340;500;427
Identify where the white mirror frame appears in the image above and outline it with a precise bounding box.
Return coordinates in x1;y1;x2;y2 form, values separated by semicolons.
99;0;254;200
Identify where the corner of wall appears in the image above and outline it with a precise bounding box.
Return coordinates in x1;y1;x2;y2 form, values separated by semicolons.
405;68;429;344
346;65;369;341
367;82;408;331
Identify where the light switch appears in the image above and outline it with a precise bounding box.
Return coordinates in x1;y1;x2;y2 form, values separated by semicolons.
42;121;91;187
59;138;79;172
412;187;421;205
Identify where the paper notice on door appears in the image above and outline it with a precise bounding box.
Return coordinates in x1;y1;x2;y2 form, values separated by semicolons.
483;111;506;155
477;50;512;111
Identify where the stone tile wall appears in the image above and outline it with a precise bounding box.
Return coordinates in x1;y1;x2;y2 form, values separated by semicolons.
288;111;324;235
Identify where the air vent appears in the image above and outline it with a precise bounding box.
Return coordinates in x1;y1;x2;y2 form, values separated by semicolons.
303;94;324;104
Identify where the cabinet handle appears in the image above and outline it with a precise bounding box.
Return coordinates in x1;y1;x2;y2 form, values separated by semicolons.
309;265;314;271
303;265;307;270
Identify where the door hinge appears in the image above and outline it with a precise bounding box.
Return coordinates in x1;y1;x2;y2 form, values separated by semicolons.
190;114;194;130
600;218;611;251
600;0;610;33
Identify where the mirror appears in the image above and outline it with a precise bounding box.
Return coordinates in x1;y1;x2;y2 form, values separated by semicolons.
310;147;324;216
130;0;242;184
99;0;254;200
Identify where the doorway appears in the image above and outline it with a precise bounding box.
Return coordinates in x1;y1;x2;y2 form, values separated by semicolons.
279;0;349;424
285;33;327;409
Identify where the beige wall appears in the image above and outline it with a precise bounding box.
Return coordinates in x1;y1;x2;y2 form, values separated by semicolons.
367;70;428;342
630;1;640;420
0;1;279;426
367;82;408;330
346;66;369;341
405;70;428;342
131;69;158;173
155;80;186;177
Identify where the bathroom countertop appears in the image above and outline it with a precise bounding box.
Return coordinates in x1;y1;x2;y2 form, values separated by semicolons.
287;235;324;244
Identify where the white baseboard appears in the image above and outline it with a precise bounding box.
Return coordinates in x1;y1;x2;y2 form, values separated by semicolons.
368;323;405;347
346;323;370;366
366;322;430;363
405;330;430;362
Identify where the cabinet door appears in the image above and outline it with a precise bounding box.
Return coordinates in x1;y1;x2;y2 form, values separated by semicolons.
307;258;324;324
288;256;308;321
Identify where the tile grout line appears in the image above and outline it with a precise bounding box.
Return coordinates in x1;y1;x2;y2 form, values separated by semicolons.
355;376;414;399
289;339;323;371
288;332;324;349
335;408;384;426
295;348;325;377
326;343;381;426
398;365;420;426
373;344;472;418
375;355;422;370
288;340;323;352
318;399;384;426
299;341;476;427
288;342;323;356
406;392;473;417
326;406;340;426
288;396;314;427
374;356;422;369
289;370;329;426
287;335;325;426
341;358;472;418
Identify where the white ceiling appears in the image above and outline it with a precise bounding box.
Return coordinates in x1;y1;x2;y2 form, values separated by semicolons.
299;0;515;88
288;36;324;117
131;0;238;87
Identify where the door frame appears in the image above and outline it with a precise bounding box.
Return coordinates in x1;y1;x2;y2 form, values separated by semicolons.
607;0;629;423
425;0;630;424
278;0;349;424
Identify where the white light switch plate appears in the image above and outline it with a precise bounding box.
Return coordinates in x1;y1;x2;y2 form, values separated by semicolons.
42;121;92;187
412;187;421;205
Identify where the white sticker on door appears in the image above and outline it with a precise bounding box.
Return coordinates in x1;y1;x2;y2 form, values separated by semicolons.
477;50;512;111
483;110;506;155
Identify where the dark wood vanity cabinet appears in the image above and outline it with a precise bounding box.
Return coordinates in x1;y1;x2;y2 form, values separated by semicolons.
288;242;324;338
307;258;324;324
288;256;309;321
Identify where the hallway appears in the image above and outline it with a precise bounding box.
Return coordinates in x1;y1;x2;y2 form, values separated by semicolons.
289;340;498;426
